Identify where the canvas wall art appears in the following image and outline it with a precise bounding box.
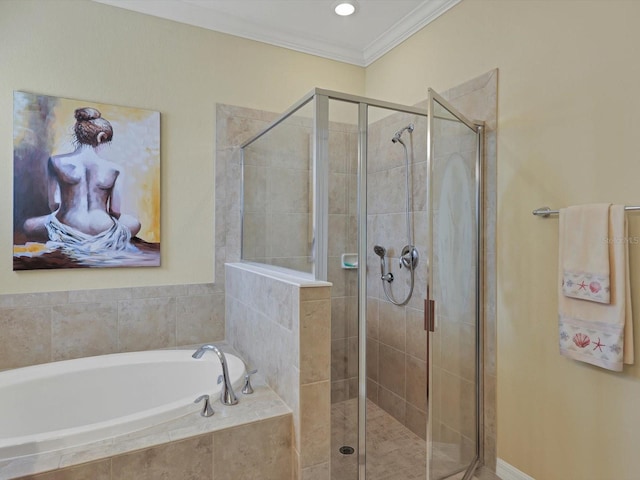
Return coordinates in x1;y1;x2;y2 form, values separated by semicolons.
13;91;160;270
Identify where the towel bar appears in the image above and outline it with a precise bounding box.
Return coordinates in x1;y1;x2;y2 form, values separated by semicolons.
533;205;640;217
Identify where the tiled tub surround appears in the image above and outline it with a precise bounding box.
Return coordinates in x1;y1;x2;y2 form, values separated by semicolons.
0;284;296;479
225;262;332;480
8;378;292;480
0;283;225;371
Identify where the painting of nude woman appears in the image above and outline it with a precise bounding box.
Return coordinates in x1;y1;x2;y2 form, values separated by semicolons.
13;91;160;269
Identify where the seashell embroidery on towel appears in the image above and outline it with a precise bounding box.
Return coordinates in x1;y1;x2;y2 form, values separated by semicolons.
562;271;610;303
573;333;591;348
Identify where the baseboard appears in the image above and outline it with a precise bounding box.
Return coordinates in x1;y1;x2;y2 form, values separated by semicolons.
496;458;535;480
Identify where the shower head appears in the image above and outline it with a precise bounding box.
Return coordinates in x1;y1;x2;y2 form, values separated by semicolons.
391;123;414;144
373;245;386;258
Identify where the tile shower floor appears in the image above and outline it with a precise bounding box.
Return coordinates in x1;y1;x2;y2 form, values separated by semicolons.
331;399;493;480
332;398;426;479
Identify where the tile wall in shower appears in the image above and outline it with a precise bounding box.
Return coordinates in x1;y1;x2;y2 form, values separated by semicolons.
327;121;359;405
366;110;429;440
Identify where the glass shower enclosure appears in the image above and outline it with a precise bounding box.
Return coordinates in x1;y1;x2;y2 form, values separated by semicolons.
240;88;484;480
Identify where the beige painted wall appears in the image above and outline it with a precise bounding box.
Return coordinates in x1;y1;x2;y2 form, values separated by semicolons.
366;1;640;478
0;0;364;294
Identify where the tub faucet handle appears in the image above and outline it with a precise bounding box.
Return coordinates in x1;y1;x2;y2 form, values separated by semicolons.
242;369;258;394
194;395;214;417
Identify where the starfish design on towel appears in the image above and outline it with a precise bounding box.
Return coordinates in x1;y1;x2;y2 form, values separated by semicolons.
593;337;605;352
577;281;587;290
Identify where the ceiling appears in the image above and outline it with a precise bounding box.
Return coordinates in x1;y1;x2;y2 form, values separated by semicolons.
93;0;461;66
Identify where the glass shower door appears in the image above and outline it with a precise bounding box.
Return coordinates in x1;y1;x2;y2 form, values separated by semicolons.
427;89;483;480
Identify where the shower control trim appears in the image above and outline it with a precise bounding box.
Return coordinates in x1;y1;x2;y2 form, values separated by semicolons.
399;245;419;270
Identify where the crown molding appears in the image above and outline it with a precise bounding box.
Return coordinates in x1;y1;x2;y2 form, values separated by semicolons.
364;0;462;65
93;0;461;67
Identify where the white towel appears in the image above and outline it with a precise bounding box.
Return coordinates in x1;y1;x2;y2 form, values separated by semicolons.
561;204;611;303
558;204;634;371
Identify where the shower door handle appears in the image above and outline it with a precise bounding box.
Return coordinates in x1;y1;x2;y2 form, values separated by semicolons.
424;292;435;332
427;299;435;332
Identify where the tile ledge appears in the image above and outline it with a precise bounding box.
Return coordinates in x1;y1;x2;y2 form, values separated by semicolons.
226;262;332;288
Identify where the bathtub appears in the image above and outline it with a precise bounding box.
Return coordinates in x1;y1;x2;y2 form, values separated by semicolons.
0;349;246;460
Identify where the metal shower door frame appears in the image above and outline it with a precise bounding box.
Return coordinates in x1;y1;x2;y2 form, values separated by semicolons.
426;88;485;480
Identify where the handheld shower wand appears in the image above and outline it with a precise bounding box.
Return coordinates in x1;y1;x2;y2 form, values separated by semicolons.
374;245;393;283
373;123;419;307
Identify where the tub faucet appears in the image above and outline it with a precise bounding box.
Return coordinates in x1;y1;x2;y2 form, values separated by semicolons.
192;344;239;406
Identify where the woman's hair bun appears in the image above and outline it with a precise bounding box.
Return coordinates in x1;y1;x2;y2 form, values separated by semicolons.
74;107;102;121
73;107;113;146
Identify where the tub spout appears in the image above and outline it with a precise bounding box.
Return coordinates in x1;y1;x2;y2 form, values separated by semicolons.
192;344;239;406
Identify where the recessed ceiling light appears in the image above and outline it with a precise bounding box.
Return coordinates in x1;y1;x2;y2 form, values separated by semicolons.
334;1;356;16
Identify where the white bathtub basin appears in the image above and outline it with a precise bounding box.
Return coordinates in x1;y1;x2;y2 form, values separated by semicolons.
0;349;245;459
